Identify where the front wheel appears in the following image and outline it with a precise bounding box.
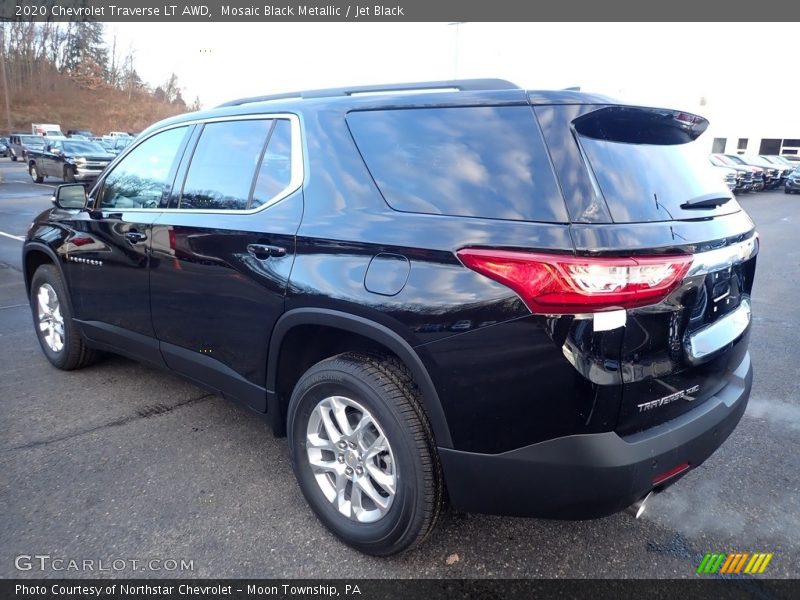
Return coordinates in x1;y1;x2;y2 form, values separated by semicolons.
30;164;43;184
287;353;443;556
30;265;98;370
64;166;76;183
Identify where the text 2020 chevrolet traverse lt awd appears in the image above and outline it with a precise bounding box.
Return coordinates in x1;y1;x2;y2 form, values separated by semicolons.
23;80;756;556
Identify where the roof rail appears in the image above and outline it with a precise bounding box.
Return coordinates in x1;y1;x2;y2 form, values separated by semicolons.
216;79;520;108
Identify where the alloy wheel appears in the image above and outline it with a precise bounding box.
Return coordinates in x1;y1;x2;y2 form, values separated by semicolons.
306;395;397;523
37;283;64;353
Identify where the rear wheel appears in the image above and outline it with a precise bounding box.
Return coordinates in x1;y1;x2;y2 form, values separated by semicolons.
30;163;43;184
30;265;98;370
11;153;17;162
287;352;443;556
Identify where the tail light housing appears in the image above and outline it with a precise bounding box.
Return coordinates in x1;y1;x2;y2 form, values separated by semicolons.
456;249;693;314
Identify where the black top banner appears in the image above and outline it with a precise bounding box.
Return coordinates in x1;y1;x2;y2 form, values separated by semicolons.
4;0;800;21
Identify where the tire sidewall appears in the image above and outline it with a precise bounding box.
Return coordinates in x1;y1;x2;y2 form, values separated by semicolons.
30;266;73;369
288;364;425;554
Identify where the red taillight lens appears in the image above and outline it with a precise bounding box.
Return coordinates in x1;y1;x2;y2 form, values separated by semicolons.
456;249;693;314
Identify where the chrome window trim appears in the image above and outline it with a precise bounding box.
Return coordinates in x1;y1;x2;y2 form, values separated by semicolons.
93;113;304;214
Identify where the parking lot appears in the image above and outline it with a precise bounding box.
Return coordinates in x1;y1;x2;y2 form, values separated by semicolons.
0;157;798;579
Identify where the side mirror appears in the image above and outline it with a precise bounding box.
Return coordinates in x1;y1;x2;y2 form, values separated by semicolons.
52;184;88;210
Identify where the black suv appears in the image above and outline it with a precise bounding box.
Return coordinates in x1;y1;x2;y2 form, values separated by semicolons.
23;80;757;556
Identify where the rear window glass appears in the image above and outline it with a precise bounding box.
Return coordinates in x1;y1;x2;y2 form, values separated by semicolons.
347;106;567;223
575;107;740;222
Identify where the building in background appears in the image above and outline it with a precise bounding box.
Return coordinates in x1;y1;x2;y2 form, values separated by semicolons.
699;94;798;157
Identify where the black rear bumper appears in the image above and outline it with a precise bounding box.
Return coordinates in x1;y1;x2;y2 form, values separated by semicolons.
438;352;752;519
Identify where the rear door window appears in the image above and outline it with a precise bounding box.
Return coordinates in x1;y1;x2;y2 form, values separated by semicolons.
179;120;272;210
347;106;567;223
574;107;741;223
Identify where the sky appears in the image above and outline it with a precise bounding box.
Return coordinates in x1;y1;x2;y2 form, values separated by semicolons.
103;22;796;134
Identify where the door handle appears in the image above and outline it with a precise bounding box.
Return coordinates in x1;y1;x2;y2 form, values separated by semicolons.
125;231;147;243
247;244;286;259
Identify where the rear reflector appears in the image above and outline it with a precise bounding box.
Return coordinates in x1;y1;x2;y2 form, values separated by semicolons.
653;462;691;486
456;249;693;314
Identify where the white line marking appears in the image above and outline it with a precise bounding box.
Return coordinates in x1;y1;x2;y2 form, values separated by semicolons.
0;231;25;241
0;303;27;310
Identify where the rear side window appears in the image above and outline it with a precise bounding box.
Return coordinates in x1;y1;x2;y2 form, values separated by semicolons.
179;118;296;211
179;120;272;210
347;106;567;223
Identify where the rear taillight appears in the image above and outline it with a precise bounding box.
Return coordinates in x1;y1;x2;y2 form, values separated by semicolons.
456;249;693;314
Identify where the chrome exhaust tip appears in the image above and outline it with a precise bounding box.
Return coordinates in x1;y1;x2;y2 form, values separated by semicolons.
625;491;654;519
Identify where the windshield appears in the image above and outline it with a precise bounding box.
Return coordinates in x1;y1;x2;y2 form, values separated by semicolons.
62;141;107;154
574;107;738;222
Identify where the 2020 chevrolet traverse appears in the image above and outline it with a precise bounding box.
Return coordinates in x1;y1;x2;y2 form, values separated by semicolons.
23;80;756;555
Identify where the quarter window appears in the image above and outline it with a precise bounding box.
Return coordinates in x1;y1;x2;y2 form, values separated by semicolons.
98;127;188;210
251;120;293;209
347;106;566;222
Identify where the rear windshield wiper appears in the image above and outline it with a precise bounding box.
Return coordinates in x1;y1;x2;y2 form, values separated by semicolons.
680;193;733;209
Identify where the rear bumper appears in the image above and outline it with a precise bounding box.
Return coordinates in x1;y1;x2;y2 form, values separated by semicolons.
439;352;752;519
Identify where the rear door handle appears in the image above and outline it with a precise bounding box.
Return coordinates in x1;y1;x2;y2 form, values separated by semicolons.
125;231;147;243
247;244;286;259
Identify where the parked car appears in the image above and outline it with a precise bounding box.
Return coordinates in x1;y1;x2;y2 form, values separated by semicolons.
709;155;756;192
26;139;114;183
22;80;757;556
0;137;9;157
98;136;132;155
712;154;765;191
760;155;796;184
67;129;94;138
725;154;782;189
8;133;46;162
785;167;800;194
710;164;738;191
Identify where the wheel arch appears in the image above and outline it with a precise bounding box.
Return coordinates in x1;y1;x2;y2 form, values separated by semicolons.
267;308;453;448
23;243;65;297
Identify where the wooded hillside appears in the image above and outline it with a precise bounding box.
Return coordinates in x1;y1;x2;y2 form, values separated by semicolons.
0;22;200;136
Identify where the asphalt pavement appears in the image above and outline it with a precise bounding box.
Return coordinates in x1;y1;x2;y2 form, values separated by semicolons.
0;159;798;579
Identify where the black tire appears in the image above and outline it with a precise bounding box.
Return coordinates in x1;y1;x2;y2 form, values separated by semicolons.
30;264;98;370
64;166;76;183
11;154;17;162
785;187;791;194
30;163;44;184
287;352;443;556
